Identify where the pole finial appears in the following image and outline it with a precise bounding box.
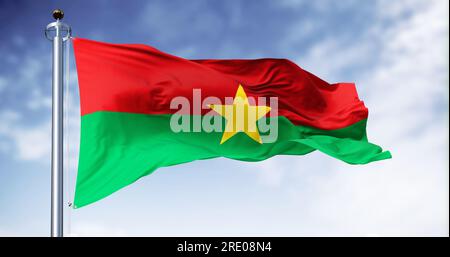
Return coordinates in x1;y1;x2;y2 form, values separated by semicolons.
45;10;71;41
52;9;64;20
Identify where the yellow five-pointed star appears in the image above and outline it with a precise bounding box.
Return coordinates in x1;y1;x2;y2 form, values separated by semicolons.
209;84;271;144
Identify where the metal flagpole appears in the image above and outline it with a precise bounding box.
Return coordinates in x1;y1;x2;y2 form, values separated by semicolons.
45;9;71;237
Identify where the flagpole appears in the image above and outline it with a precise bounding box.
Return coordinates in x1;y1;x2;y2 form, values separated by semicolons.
45;9;71;237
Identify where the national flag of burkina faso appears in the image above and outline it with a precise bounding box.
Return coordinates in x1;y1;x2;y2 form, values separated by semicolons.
72;38;391;208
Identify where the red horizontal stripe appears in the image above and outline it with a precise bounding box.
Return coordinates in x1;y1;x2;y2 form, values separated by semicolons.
73;37;367;130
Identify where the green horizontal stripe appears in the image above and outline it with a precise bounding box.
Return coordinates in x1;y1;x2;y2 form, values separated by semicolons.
74;111;391;208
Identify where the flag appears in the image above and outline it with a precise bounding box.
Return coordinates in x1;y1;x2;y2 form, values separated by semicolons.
72;38;391;208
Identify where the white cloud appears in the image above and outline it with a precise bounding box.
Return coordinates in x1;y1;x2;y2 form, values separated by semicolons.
0;40;79;163
255;157;286;187
26;88;52;110
256;0;449;236
69;221;126;237
13;121;51;161
0;110;50;161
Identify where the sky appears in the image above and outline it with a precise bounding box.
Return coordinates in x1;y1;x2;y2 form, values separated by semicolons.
0;0;448;236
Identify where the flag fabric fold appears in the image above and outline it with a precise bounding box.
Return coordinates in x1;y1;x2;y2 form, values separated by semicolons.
73;37;391;208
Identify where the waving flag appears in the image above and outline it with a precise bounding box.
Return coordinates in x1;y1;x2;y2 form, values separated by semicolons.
73;38;391;208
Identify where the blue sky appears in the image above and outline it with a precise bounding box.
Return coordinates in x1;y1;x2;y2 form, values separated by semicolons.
0;0;448;236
